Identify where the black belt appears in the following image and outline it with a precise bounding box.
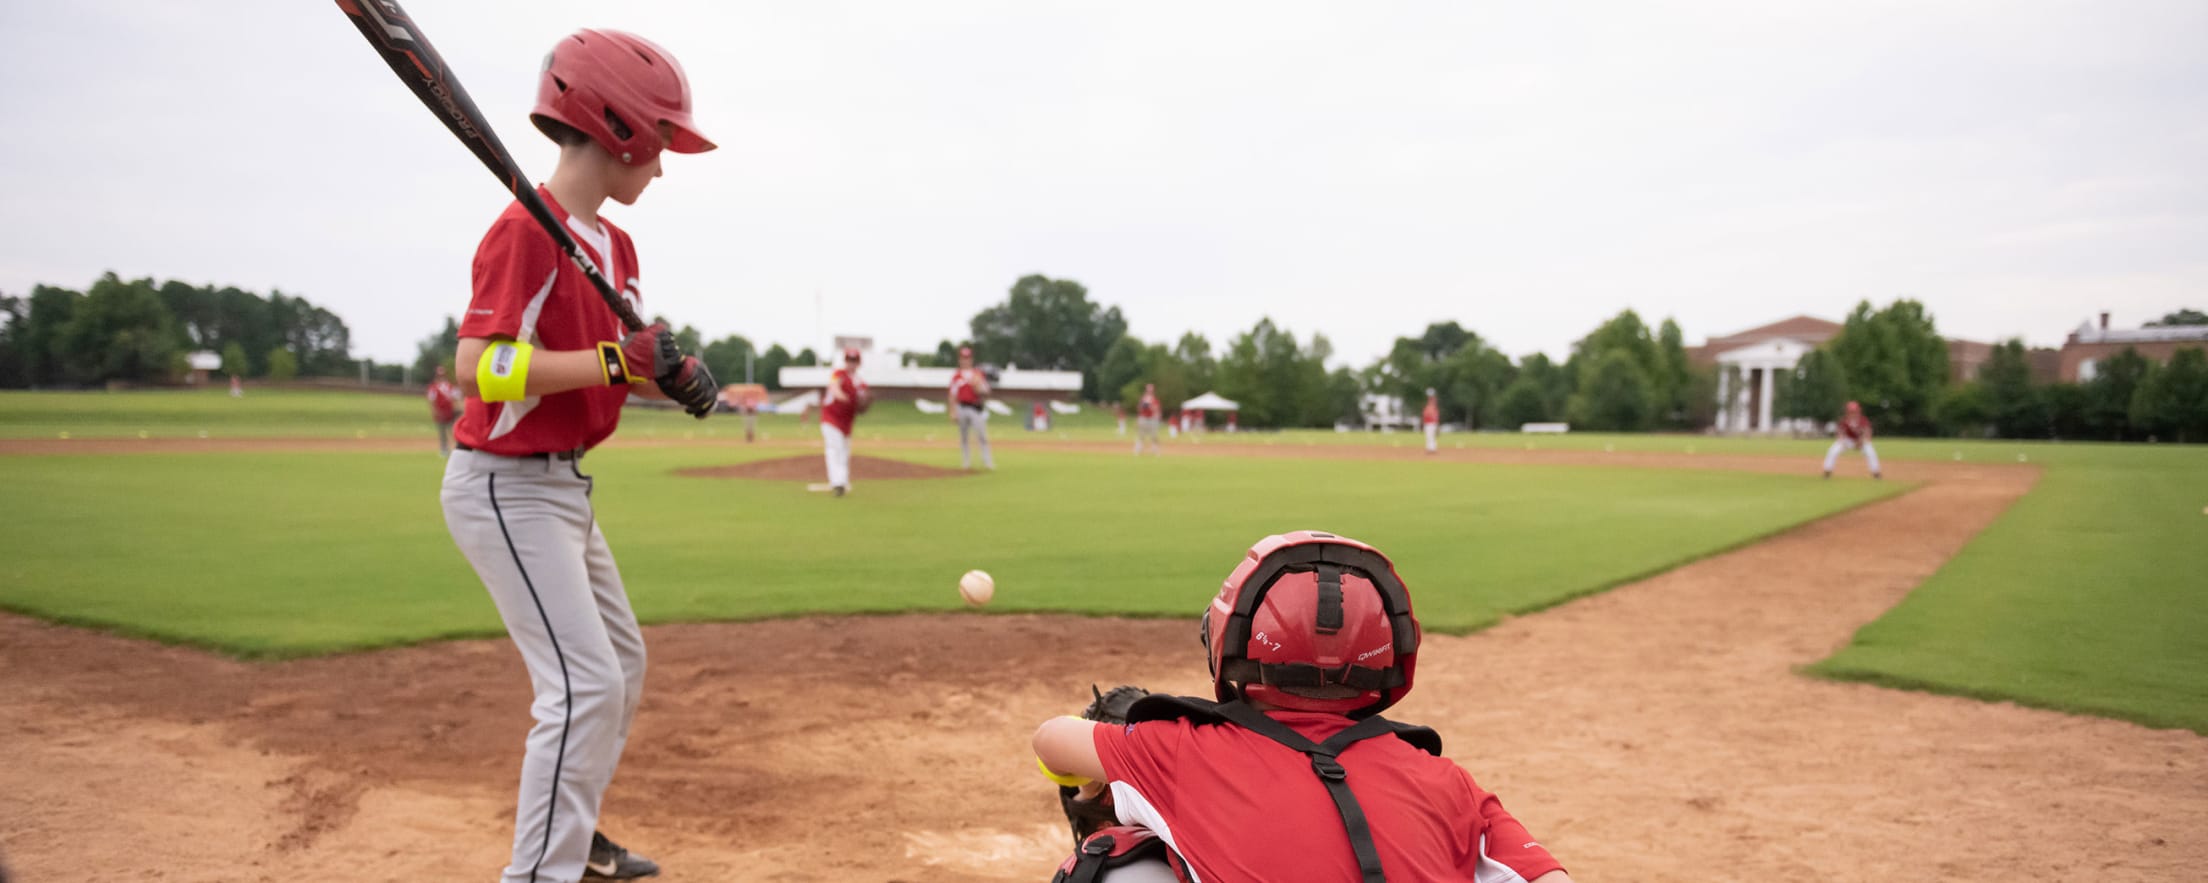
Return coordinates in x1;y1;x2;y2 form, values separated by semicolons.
958;401;985;411
455;442;586;461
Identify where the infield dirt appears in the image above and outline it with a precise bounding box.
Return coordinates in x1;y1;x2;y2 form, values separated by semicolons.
2;446;2203;882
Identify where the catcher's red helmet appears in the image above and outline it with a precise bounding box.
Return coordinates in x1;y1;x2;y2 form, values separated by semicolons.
1202;531;1420;718
532;29;715;166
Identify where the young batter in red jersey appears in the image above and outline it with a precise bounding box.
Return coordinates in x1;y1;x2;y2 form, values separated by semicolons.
1824;399;1883;479
439;29;719;883
820;347;868;496
1034;532;1572;883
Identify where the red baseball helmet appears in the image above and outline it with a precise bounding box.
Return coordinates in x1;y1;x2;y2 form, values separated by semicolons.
1203;531;1421;718
843;346;863;367
531;29;715;166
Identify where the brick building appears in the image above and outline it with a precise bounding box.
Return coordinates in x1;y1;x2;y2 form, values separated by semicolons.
2058;312;2208;382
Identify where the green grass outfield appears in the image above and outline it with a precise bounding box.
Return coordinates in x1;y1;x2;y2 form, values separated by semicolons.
0;388;2169;467
1810;445;2208;733
0;444;1896;657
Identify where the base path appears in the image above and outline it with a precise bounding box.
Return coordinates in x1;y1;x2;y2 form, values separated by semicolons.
2;456;2202;882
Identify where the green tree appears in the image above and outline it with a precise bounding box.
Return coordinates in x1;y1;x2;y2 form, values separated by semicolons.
2131;348;2208;442
1496;376;1550;428
1094;336;1147;405
0;293;24;388
266;347;298;382
221;342;249;378
702;334;757;385
1515;353;1572;421
1656;318;1694;426
795;347;819;367
1569;349;1655;431
2086;347;2152;439
19;284;82;386
1778;348;1849;427
1981;339;2046;438
756;344;794;390
1933;383;1993;437
1122;342;1193;413
1173;333;1217;394
58;274;181;385
1827;299;1949;434
1215;318;1334;428
2145;309;2208;327
2042;383;2091;440
411;316;460;382
1324;367;1364;426
968;274;1128;399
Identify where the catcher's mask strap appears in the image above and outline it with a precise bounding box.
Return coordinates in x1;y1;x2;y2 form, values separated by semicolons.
1314;564;1344;635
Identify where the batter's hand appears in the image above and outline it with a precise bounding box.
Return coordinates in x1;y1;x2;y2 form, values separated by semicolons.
613;323;676;385
658;355;718;419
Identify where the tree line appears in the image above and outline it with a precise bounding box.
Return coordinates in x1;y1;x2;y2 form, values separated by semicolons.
0;273;352;388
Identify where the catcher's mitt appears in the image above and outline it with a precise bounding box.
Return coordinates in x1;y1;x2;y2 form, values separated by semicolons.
1060;684;1151;843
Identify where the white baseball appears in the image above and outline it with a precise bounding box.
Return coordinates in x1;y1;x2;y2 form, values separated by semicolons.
959;570;995;606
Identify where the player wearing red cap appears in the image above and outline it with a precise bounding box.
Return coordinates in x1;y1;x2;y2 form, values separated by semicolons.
1824;400;1882;479
820;347;869;496
947;345;994;470
438;28;718;882
1033;532;1571;883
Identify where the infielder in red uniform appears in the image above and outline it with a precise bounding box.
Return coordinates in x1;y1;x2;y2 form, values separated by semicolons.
1824;400;1882;479
1033;532;1572;883
820;347;868;496
1134;383;1162;456
428;364;462;457
1421;387;1441;455
439;29;718;883
947;346;994;470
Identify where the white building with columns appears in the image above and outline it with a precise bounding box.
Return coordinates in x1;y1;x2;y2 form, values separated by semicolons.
1694;316;1844;435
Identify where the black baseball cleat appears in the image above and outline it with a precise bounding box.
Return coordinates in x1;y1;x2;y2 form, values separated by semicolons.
832;485;847;497
584;831;660;879
1873;471;1883;480
1822;470;1832;479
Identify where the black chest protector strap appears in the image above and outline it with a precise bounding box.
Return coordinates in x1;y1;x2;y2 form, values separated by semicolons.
1210;701;1399;883
1124;695;1442;883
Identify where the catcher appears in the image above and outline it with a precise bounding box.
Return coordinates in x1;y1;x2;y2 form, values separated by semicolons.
1035;532;1573;883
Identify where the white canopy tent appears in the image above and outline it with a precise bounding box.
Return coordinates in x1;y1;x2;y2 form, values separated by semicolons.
1180;391;1240;411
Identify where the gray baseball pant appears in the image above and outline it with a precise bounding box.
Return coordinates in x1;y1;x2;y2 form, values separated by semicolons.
441;449;646;883
956;404;994;469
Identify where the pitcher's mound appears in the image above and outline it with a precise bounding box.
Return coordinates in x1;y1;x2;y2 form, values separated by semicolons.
678;454;967;482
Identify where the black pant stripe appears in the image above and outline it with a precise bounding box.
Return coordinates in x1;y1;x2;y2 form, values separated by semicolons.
489;473;573;883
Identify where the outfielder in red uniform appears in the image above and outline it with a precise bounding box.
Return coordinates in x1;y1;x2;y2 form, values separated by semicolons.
820;347;868;496
1824;400;1882;479
1421;387;1441;455
427;364;462;457
1134;383;1162;456
439;29;719;883
1034;532;1571;883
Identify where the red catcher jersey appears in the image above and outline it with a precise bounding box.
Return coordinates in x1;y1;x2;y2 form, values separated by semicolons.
1094;711;1565;883
1838;414;1873;443
821;368;864;433
454;188;639;456
950;368;984;405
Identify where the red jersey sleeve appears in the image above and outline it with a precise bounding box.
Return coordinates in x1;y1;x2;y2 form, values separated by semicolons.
460;216;563;341
1458;767;1565;880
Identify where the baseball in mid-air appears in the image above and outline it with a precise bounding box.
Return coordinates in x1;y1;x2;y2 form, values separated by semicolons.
959;569;995;606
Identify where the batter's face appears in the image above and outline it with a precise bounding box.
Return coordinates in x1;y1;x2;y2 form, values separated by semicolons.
608;127;674;206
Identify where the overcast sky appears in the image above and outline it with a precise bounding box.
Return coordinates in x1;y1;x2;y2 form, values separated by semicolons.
2;1;2202;369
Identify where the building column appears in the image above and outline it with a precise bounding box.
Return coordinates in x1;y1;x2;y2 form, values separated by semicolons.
1715;367;1732;432
1757;364;1776;433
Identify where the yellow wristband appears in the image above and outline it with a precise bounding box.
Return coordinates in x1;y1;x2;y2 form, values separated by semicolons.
477;341;534;402
1037;756;1092;788
595;341;645;385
